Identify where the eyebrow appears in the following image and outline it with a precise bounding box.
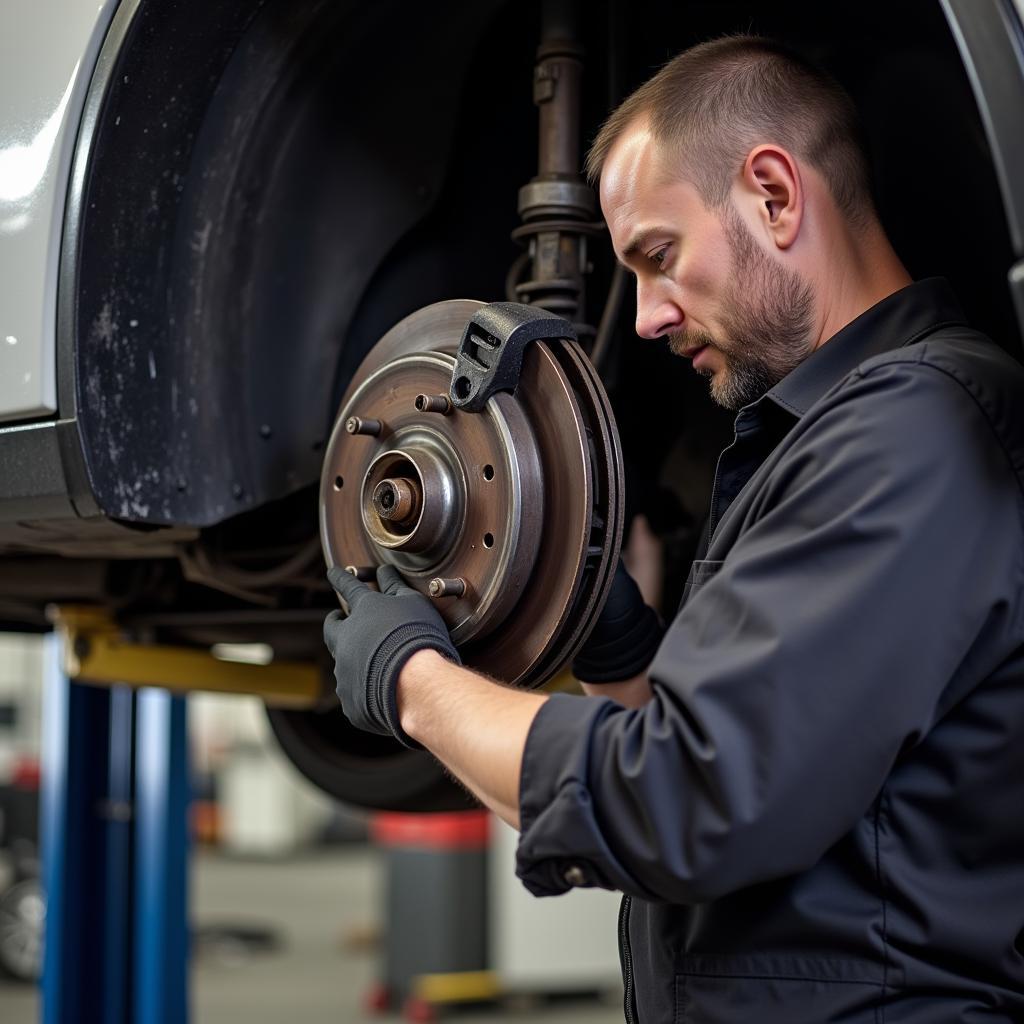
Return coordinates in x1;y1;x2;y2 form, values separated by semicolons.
618;230;651;260
621;229;659;261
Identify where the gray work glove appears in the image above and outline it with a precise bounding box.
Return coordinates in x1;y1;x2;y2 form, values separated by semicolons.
323;565;460;747
572;560;664;684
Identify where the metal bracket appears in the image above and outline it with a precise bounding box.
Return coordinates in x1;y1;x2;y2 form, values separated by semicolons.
448;302;577;412
48;605;323;708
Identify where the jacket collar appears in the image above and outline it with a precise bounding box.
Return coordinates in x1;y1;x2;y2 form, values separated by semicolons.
762;277;967;420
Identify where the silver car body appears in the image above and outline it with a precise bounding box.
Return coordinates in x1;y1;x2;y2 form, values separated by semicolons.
0;0;118;422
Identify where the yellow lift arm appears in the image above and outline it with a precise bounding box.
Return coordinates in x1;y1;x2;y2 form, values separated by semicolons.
50;605;324;708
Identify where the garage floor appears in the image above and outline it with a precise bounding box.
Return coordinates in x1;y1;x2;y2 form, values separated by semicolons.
0;847;623;1023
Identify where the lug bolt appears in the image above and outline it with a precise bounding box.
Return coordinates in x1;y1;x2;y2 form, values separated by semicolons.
414;394;452;415
345;565;376;581
427;577;466;599
346;416;383;436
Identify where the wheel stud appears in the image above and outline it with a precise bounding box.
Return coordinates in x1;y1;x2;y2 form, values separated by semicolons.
427;577;466;599
346;416;383;436
345;565;376;581
414;394;452;415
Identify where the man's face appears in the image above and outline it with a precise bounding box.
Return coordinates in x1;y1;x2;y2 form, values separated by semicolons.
600;124;815;410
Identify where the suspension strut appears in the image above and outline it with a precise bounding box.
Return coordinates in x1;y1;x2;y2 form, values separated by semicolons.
511;0;600;331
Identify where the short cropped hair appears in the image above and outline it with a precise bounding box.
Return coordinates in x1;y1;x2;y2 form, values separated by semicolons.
586;35;875;227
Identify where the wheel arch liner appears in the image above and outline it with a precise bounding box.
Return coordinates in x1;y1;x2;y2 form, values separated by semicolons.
1;0;504;532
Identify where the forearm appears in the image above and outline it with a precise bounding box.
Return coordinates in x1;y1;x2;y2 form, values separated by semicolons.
397;649;547;829
581;673;652;707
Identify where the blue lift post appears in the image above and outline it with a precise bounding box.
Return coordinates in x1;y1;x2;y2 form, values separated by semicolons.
134;688;189;1024
39;633;190;1023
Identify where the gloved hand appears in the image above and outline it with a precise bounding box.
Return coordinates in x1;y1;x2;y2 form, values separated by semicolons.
572;560;664;684
323;564;460;747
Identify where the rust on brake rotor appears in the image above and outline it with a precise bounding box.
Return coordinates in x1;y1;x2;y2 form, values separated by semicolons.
320;299;623;688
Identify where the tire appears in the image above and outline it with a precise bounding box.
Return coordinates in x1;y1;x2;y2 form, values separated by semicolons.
0;878;44;984
266;705;476;814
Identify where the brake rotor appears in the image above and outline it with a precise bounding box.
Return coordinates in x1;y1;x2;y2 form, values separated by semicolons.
320;299;623;688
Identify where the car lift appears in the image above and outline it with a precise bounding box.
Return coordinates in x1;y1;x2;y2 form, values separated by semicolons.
39;607;322;1024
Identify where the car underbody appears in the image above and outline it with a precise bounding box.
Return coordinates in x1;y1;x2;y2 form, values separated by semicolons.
1;0;1022;809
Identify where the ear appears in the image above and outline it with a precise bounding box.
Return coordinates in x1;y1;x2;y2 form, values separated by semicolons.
741;145;803;250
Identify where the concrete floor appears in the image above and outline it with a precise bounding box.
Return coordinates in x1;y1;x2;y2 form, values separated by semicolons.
0;847;623;1023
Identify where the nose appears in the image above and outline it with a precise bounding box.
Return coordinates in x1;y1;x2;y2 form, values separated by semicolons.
634;279;683;340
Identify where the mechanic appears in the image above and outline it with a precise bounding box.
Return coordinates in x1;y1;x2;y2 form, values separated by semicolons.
324;36;1024;1023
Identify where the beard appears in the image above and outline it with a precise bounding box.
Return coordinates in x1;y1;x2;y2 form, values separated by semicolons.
667;208;815;410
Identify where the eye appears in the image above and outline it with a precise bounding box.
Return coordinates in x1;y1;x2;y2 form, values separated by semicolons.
649;246;669;268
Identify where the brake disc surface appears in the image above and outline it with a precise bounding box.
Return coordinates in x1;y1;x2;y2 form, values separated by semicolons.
320;299;623;688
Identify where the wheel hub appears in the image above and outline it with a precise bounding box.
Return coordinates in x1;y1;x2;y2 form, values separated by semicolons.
320;299;623;688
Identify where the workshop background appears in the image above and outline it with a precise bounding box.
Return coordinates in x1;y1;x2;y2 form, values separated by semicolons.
0;632;624;1022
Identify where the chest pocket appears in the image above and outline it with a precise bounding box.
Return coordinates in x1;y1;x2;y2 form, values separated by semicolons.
680;559;724;610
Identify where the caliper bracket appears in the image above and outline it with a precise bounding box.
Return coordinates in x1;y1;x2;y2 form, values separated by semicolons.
448;302;577;412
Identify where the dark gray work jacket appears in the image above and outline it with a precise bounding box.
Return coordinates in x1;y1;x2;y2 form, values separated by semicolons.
516;279;1024;1023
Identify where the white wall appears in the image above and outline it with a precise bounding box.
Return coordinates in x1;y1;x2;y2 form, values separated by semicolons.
0;634;44;776
189;693;337;856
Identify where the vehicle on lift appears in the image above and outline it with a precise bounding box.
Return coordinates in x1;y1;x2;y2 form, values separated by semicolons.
1;0;1022;811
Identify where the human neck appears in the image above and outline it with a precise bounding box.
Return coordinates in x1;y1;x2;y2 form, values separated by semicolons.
811;221;912;351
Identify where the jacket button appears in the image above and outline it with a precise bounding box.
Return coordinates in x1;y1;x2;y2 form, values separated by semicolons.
563;864;587;887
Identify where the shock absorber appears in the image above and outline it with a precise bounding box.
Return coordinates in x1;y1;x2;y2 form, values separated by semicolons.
511;0;600;331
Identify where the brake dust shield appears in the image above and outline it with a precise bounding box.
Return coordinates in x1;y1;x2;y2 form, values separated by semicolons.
320;299;623;688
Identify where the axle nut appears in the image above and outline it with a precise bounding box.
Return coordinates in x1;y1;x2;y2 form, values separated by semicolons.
371;477;420;525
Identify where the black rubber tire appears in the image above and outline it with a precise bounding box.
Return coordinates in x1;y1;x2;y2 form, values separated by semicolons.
265;705;476;814
0;879;44;984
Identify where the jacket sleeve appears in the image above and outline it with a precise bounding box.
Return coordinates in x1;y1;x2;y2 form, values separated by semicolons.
516;358;1023;902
